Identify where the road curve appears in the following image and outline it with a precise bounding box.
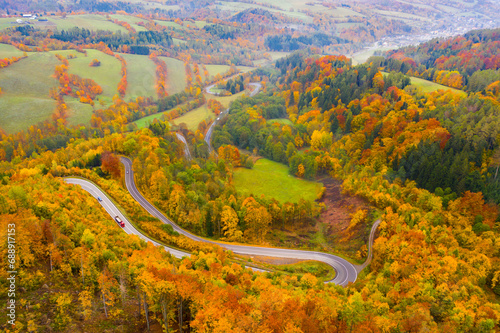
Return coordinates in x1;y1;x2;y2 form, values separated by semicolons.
204;83;262;153
175;133;191;160
121;156;359;286
356;218;381;272
64;177;190;260
66;164;381;286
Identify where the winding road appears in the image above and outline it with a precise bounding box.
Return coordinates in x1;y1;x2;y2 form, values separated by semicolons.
204;82;261;153
175;133;191;160
64;178;190;260
65;81;380;286
65;157;380;287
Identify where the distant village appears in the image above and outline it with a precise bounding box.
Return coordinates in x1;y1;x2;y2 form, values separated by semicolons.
12;13;47;25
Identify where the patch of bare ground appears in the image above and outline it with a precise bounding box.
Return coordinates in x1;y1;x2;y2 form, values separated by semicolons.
265;176;375;261
318;176;374;259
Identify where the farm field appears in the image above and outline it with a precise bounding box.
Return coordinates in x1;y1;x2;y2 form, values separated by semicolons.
65;97;94;127
204;65;232;80
215;1;313;23
408;76;467;95
167;88;253;130
133;75;255;130
0;18;19;31
0;43;25;58
171;103;214;131
172;38;186;45
120;53;157;100
63;49;122;101
0;53;58;134
233;158;323;204
132;112;166;129
154;20;187;30
160;56;187;95
350;47;393;65
44;14;128;32
373;9;431;21
107;14;148;32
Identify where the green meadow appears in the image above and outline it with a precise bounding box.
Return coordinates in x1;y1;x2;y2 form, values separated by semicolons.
0;53;58;134
65;97;94;127
0;43;25;58
107;14;148;32
171;103;214;131
120;53;157;100
62;49;122;101
46;14;128;33
160;56;187;95
407;76;467;96
233;158;323;203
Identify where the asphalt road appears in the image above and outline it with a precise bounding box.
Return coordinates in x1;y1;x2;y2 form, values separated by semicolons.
175;133;191;160
66;163;380;286
64;178;190;259
120;157;358;286
204;83;262;153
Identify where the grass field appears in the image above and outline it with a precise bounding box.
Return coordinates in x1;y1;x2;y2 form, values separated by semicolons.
133;112;167;129
204;65;231;79
172;38;187;45
381;72;466;95
160;56;187;95
233;158;323;203
171;103;214;131
215;1;313;23
169;86;252;130
120;53;157;100
133;74;254;130
0;53;58;134
62;49;122;100
65;97;94;127
268;118;293;126
351;47;394;65
408;76;467;96
373;9;430;21
0;18;19;31
0;43;25;58
108;14;148;32
154;20;187;30
45;14;129;32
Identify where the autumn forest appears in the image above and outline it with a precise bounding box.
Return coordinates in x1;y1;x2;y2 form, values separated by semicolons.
0;0;500;332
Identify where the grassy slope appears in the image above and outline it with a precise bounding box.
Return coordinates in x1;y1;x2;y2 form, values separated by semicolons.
0;43;25;58
47;14;128;32
408;76;467;96
233;158;323;203
268;118;293;126
0;18;19;30
173;90;250;130
133;79;253;130
0;53;58;134
62;49;122;102
120;53;157;100
108;14;148;32
171;103;213;131
160;56;187;95
65;97;94;127
154;20;187;30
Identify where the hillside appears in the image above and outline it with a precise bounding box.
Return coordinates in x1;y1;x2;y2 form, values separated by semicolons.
0;3;499;333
